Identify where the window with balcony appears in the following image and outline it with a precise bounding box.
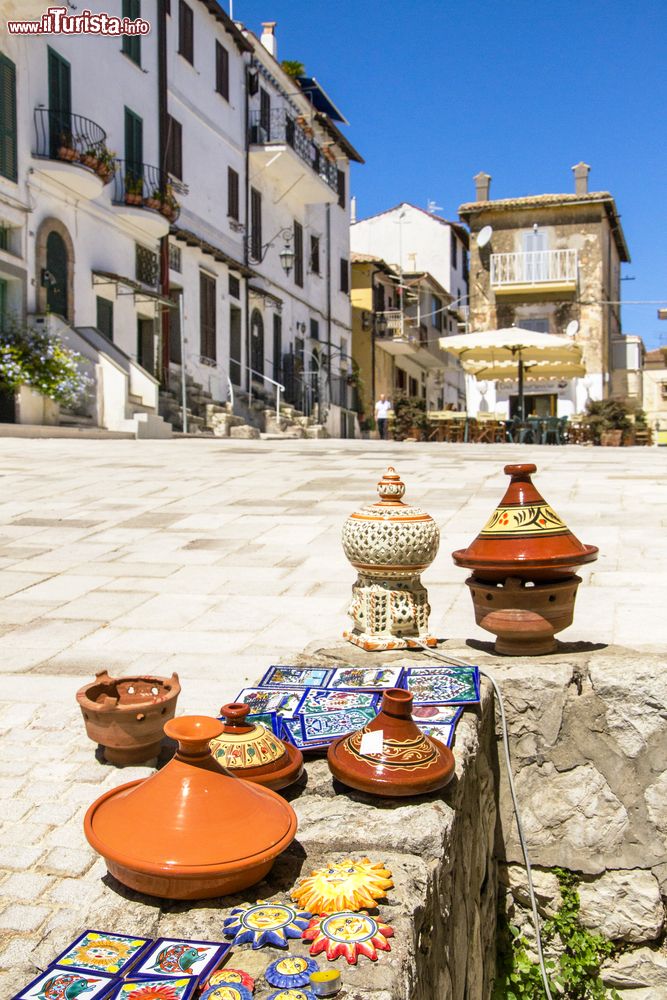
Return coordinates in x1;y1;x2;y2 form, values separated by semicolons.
122;0;141;65
215;41;229;100
125;107;143;179
432;294;443;331
259;88;271;137
451;230;457;270
178;1;194;64
169;243;182;273
166;115;182;180
227;167;239;220
310;235;320;275
0;54;17;181
200;271;216;361
250;187;262;261
294;221;304;287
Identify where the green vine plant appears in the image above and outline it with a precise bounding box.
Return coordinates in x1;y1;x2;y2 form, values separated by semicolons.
493;868;622;1000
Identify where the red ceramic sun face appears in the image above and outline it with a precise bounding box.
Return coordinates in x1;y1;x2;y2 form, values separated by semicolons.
303;911;394;964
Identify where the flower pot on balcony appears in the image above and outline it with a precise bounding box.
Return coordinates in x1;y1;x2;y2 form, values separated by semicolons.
76;670;181;764
146;197;161;211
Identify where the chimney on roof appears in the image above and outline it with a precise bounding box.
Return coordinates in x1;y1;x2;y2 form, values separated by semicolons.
474;171;491;201
350;195;357;225
260;21;277;58
572;161;590;195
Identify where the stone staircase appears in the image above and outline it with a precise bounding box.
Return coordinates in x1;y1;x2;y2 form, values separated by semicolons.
159;373;329;439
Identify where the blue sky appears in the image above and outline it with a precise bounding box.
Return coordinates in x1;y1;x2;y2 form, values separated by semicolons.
232;0;667;348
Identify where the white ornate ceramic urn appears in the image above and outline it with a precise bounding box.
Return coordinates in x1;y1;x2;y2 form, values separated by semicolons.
342;466;440;650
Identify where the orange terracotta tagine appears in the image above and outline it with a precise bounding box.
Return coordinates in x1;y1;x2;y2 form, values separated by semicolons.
210;702;304;791
84;715;298;900
327;688;455;797
452;463;598;655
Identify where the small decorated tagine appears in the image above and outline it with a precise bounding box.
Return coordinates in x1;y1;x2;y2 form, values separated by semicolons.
327;688;455;797
452;463;598;655
342;467;440;650
76;670;181;765
291;858;393;914
210;703;303;791
84;716;297;900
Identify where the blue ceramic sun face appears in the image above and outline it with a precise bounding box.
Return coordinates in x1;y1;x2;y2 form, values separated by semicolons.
264;956;319;989
266;990;317;1000
223;901;312;950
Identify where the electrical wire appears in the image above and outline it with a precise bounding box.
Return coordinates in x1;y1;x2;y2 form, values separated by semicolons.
413;640;554;1000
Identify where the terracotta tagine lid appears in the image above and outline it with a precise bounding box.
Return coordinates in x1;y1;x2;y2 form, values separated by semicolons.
342;466;440;579
210;703;304;791
84;715;298;900
452;463;598;582
327;688;455;798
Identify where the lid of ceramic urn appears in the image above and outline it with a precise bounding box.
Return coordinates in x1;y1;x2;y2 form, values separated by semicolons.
452;463;598;576
348;466;433;523
84;716;297;874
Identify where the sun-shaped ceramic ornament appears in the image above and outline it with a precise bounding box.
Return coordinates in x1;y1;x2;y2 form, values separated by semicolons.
205;969;254;993
223;900;312;949
200;984;253;1000
266;990;316;1000
265;956;319;989
290;858;393;914
303;911;394;965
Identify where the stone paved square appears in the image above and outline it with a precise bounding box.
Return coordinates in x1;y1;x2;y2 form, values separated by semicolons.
0;437;665;996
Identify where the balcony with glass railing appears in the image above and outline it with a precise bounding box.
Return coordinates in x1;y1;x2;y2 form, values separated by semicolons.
248;109;338;204
33;107;114;200
490;249;578;295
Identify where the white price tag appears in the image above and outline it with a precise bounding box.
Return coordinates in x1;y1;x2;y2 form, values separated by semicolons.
360;729;384;755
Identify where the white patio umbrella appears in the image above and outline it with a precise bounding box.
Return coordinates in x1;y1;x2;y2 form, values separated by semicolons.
438;327;585;419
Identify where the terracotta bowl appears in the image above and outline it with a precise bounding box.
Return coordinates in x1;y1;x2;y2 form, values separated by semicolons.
76;670;181;764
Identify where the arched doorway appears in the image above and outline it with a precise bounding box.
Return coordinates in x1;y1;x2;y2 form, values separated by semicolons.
250;308;264;378
46;231;68;318
35;218;75;322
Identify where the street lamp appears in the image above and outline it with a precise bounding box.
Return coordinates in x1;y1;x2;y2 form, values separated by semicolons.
245;226;295;275
278;241;295;276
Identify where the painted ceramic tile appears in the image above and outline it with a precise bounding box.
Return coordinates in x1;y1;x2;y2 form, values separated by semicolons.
300;706;378;742
234;688;305;719
131;939;229;982
281;718;329;751
403;666;480;704
12;967;116;1000
108;977;197;1000
248;711;280;735
411;703;462;725
417;722;456;746
52;930;151;977
259;665;334;689
328;666;403;691
298;688;379;716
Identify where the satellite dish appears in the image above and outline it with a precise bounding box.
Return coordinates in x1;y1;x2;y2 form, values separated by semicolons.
476;225;493;249
566;320;579;337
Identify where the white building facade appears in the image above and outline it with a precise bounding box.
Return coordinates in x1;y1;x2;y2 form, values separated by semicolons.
0;3;361;437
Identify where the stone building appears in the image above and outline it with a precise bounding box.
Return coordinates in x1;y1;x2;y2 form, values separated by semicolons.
642;347;667;440
458;164;631;418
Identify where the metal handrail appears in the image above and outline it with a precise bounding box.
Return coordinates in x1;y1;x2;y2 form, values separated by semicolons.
33;107;114;183
248;108;338;192
111;159;180;223
243;363;285;421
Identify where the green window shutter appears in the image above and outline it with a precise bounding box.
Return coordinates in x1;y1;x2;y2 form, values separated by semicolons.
0;55;17;181
122;0;142;65
125;107;143;181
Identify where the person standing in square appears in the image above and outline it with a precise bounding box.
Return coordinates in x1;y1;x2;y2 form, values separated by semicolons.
375;394;392;440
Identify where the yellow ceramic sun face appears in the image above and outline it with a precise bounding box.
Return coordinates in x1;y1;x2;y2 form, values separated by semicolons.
290;858;393;914
246;906;291;929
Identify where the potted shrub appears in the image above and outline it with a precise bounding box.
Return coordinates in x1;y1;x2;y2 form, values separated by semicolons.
81;146;100;171
146;188;162;211
160;185;179;221
96;148;116;183
0;315;90;421
392;393;428;441
124;175;144;206
585;398;632;446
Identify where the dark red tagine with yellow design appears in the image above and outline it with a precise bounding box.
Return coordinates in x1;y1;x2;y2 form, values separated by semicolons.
452;463;598;655
209;702;304;791
327;688;455;797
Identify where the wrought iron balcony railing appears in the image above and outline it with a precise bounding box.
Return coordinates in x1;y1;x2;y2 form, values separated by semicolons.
248;108;338;192
490;249;578;288
111;159;180;223
33;107;115;183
